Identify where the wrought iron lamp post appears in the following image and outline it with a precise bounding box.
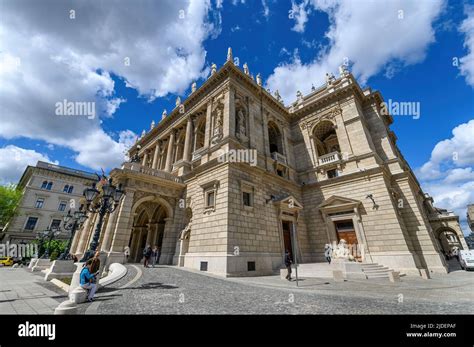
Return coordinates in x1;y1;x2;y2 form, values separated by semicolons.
40;227;61;259
80;177;125;262
59;205;88;260
36;230;48;258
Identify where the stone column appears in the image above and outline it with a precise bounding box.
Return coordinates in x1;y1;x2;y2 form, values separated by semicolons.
107;189;135;263
183;116;193;162
152;141;161;169
100;208;119;253
224;87;234;138
204;101;212;148
164;130;175;172
75;214;96;256
141;151;148;167
70;216;90;255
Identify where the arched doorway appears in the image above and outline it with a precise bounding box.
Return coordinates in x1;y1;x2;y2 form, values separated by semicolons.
436;228;464;255
128;200;170;263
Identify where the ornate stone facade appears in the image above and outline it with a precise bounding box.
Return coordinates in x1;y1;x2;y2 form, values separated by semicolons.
71;54;465;277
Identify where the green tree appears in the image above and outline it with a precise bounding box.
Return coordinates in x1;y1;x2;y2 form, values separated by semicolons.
0;184;23;228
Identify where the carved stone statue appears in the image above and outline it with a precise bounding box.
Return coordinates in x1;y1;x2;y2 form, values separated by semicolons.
211;63;217;75
162;109;167;119
176;97;181;108
214;108;223;136
237;109;246;137
150;120;155;130
243;63;249;75
296;90;303;101
227;47;233;62
311;84;316;92
256;73;262;86
333;239;354;260
274;90;281;102
140;129;146;138
326;72;336;85
339;64;349;77
191;82;196;93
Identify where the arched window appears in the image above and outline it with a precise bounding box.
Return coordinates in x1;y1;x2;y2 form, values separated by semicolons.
268;121;283;155
46;182;53;190
312;121;340;157
63;185;69;193
41;181;48;189
68;186;74;194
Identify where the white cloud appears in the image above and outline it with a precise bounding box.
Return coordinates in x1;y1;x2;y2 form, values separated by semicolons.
0;145;58;185
262;0;270;19
290;0;310;33
416;120;474;236
267;0;445;103
459;5;474;87
418;120;474;179
0;0;217;171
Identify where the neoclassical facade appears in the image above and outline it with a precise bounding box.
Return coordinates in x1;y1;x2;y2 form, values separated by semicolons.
2;161;97;244
71;50;466;277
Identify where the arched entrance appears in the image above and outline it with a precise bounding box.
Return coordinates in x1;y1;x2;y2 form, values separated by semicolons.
436;228;464;255
128;199;170;263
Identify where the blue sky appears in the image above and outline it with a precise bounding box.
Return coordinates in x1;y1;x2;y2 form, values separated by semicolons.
0;0;473;233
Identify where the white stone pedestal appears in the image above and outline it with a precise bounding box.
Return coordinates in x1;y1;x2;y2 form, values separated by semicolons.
31;259;52;272
43;260;76;281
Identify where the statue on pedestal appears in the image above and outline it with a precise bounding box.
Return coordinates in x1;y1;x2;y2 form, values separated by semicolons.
333;239;355;261
236;109;246;137
326;72;336;85
243;63;249;75
211;63;217;75
191;82;196;93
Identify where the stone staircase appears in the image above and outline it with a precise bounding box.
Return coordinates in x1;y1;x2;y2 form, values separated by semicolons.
360;263;393;279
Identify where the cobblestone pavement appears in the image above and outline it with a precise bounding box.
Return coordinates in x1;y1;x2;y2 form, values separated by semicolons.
93;265;474;315
0;268;67;314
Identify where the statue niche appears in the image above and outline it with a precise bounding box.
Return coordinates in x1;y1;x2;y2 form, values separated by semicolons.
235;107;248;141
211;100;224;145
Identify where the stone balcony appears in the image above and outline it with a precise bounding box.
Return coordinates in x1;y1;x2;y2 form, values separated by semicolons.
121;162;183;183
271;151;287;165
317;151;341;166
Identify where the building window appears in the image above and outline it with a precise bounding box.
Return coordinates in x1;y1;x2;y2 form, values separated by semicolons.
206;191;215;208
50;219;61;230
41;181;53;190
327;169;338;179
201;180;219;212
68;186;74;194
243;192;252;207
35;198;45;209
63;185;69;192
58;201;67;211
24;217;38;231
241;181;255;209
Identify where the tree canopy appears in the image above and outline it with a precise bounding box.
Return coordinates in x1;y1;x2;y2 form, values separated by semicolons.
0;184;23;227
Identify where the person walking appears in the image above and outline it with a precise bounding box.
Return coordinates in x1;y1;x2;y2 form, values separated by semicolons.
151;246;158;268
124;246;130;263
143;245;152;268
80;260;97;302
284;250;292;281
324;243;333;264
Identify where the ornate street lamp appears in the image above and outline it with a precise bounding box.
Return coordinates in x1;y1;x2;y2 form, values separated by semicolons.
59;205;88;260
40;227;61;259
35;231;48;258
80;177;125;262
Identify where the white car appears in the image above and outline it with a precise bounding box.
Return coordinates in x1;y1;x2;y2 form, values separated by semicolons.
459;250;474;270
